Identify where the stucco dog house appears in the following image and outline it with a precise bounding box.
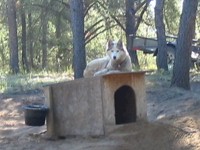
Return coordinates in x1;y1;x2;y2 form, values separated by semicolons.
44;72;147;138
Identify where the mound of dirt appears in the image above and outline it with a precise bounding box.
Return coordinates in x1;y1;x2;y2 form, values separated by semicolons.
1;121;199;150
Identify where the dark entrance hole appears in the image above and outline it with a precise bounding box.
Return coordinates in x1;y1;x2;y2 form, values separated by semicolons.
114;85;136;125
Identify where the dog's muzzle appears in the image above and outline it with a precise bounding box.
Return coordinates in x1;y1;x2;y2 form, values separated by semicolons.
113;56;116;60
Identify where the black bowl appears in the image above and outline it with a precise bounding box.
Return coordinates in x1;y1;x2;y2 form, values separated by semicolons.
23;104;48;126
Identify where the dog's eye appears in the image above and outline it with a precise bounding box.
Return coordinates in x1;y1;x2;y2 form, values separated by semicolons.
111;50;114;52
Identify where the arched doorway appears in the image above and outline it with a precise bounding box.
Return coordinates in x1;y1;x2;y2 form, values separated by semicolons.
114;85;136;124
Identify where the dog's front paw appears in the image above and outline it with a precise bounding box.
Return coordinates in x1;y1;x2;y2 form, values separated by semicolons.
94;69;109;76
106;70;121;75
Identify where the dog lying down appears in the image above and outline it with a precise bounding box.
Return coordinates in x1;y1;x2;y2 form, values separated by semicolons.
83;39;132;78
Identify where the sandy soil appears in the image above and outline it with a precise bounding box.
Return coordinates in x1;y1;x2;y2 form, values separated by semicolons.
1;74;200;150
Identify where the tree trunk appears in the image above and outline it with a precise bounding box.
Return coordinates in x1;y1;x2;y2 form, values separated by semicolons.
171;0;198;90
56;13;61;39
28;13;34;69
155;0;168;71
7;0;19;74
0;38;6;67
125;0;139;68
70;0;86;78
21;1;29;72
41;5;48;69
55;13;62;72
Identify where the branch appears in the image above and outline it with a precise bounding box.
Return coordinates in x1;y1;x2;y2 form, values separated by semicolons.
110;15;125;32
85;25;117;45
135;0;151;32
84;1;97;17
85;25;104;41
31;3;70;20
135;1;146;12
97;1;125;31
135;0;152;12
85;18;105;35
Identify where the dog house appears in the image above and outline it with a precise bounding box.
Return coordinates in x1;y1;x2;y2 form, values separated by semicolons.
44;72;147;138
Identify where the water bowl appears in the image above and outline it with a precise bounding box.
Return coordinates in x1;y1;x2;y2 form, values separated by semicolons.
23;104;48;126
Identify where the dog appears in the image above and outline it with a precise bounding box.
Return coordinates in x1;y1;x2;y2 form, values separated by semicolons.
83;39;132;78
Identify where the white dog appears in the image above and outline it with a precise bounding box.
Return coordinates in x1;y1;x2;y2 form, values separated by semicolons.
83;40;132;78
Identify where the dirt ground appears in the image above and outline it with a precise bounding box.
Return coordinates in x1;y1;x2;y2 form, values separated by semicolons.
1;73;200;150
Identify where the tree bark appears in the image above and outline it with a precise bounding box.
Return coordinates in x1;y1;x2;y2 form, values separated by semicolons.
7;0;19;74
125;0;139;68
56;13;61;39
70;0;86;78
0;38;6;67
41;4;48;69
28;13;34;69
155;0;168;71
21;1;29;72
55;13;62;72
171;0;198;90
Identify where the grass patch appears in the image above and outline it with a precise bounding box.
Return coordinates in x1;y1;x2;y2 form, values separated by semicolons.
0;53;157;94
0;71;74;94
137;51;157;71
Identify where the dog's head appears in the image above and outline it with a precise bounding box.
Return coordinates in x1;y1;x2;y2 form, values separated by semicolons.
106;40;128;62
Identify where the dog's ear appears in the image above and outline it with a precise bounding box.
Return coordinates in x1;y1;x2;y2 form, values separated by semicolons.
117;39;124;51
107;40;114;51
